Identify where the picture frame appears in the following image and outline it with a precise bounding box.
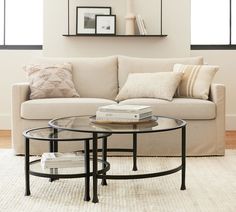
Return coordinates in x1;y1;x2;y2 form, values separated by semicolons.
76;7;111;34
95;15;116;35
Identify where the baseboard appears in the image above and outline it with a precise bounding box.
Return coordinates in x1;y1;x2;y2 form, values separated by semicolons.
1;114;236;130
226;114;236;130
0;114;11;130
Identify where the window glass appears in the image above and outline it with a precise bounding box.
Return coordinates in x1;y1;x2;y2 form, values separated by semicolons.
5;0;43;45
232;0;236;44
0;0;4;45
191;0;229;45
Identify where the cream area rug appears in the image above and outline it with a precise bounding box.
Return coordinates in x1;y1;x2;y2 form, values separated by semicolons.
1;149;236;212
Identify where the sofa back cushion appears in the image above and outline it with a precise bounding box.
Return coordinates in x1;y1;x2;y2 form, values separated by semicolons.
118;56;204;89
35;56;118;100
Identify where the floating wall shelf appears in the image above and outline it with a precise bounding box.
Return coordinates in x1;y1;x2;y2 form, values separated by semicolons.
62;34;168;37
64;0;167;37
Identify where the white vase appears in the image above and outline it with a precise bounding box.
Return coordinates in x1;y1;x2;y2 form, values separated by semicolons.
125;0;135;35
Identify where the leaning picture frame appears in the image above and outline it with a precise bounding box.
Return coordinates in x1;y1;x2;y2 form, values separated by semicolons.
95;15;116;35
76;7;111;34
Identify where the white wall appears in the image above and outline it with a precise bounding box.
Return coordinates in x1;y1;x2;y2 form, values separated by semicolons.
0;51;43;129
44;0;190;57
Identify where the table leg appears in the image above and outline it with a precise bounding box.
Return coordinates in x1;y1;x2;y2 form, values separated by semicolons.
101;137;108;186
53;141;58;152
49;140;54;152
181;126;186;190
84;139;90;201
53;129;59;177
25;138;31;196
49;129;58;182
92;133;99;203
132;133;138;171
53;128;58;152
49;139;55;182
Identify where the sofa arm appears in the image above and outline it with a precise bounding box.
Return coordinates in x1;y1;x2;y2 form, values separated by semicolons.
209;83;225;154
209;83;225;105
11;83;30;119
11;83;30;153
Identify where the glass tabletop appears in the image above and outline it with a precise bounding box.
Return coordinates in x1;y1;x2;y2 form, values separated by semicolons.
23;127;110;141
49;115;186;134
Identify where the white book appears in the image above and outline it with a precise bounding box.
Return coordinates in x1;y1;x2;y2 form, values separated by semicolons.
96;116;152;123
136;15;147;35
98;105;152;114
41;152;83;169
41;152;83;162
136;15;144;35
96;111;152;120
41;160;84;169
142;19;147;35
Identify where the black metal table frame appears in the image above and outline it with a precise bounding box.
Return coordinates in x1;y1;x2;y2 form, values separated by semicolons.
91;125;186;203
23;127;110;202
48;116;187;203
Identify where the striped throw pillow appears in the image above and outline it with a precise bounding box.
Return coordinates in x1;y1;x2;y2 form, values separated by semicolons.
173;64;218;100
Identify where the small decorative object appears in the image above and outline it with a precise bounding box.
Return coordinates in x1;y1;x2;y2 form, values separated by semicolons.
125;0;135;35
76;6;111;34
95;15;116;35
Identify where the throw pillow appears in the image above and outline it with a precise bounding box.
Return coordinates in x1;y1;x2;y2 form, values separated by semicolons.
24;63;80;99
115;72;183;101
173;64;218;100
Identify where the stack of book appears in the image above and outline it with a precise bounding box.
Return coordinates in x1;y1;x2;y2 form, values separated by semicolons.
41;152;83;169
96;105;152;123
136;15;147;35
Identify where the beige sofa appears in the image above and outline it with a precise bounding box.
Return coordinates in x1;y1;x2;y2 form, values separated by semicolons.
11;56;225;156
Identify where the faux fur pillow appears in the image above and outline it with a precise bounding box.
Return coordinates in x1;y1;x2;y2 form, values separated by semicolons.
173;64;218;100
24;63;79;99
116;72;183;101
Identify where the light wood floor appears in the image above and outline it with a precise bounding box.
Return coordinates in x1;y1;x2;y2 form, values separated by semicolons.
1;130;236;149
0;130;11;149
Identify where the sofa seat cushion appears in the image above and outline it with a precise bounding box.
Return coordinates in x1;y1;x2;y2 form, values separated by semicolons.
21;98;117;120
119;98;216;120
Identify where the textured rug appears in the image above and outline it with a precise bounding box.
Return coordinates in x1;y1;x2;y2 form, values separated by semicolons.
0;149;236;212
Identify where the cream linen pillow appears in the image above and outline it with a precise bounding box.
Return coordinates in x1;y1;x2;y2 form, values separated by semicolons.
116;72;183;101
24;63;80;99
173;64;218;100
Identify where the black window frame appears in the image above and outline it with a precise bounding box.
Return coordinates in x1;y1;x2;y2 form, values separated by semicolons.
191;0;236;50
0;0;42;50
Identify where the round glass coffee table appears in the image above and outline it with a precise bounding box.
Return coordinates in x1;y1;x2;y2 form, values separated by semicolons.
23;127;110;201
49;115;187;203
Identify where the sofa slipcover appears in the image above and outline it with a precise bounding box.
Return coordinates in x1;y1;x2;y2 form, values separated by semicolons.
11;56;225;156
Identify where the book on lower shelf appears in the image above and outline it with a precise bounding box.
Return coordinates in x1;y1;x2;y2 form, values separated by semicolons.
41;152;83;169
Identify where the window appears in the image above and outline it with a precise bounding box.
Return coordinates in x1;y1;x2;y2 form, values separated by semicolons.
0;0;4;45
232;0;236;43
191;0;236;49
0;0;43;49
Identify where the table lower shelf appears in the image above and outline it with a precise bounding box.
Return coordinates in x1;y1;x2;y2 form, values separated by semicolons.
29;159;110;179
